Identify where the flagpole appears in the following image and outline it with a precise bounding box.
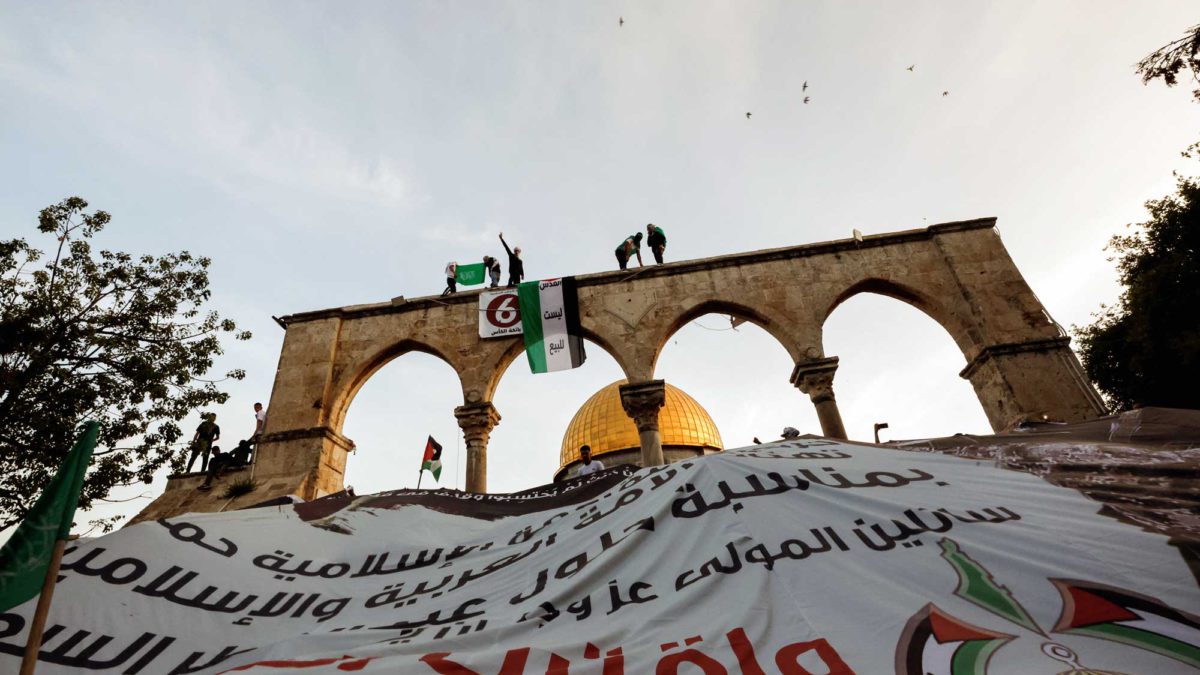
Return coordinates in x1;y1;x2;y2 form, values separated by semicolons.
416;468;423;491
19;538;67;675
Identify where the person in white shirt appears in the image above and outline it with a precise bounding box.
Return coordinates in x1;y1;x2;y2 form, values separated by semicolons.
253;402;268;438
577;444;604;477
441;262;458;296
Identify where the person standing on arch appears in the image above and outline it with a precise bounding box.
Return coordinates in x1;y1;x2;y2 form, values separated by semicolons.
615;232;643;270
187;413;221;473
483;254;502;289
441;261;458;296
499;233;524;287
646;223;667;264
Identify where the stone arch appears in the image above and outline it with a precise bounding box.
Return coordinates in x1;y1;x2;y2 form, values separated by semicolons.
650;299;804;376
141;220;1106;521
327;338;465;433
819;277;982;360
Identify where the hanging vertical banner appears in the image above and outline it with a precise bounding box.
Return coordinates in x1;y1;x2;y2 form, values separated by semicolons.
517;277;586;373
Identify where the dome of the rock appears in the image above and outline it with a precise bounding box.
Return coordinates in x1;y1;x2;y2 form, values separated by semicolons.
557;380;723;480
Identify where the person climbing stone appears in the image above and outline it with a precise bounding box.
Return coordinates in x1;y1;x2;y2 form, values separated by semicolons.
483;255;502;289
499;233;524;287
646;223;667;264
441;262;458;296
187;413;221;473
615;232;644;270
230;438;254;466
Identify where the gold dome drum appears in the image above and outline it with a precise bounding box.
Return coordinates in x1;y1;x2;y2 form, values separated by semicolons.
557;380;723;479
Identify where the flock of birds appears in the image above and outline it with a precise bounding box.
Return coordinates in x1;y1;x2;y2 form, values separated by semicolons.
617;16;949;118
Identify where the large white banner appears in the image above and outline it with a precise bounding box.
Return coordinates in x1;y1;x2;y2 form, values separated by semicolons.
1;439;1197;673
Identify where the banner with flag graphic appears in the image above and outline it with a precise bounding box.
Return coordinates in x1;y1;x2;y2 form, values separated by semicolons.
517;277;586;373
0;421;98;612
455;263;486;286
420;436;443;482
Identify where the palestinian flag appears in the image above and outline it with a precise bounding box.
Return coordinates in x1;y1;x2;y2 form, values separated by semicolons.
455;263;486;286
516;277;586;373
1051;578;1200;669
895;603;1014;675
421;436;443;482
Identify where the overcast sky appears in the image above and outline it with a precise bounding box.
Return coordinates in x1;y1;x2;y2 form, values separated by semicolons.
2;2;1196;530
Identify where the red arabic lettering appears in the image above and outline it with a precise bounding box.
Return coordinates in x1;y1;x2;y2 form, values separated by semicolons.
775;638;854;675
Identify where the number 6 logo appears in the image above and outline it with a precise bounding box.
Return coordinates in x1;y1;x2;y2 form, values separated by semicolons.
487;294;520;328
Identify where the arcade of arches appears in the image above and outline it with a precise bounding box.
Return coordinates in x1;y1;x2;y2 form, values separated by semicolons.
133;218;1105;522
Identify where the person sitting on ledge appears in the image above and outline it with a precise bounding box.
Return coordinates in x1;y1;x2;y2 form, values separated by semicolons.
198;446;233;491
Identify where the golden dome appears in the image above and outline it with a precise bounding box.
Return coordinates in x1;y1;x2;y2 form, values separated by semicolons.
559;380;723;472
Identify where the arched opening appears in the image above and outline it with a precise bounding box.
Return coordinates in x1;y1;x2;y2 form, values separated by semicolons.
486;337;627;492
341;352;466;494
822;292;990;441
654;312;820;448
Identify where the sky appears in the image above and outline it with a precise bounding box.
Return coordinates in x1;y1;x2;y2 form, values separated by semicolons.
1;2;1197;531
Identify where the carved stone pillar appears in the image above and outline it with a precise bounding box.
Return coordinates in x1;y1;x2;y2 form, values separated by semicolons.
454;402;501;493
619;380;667;467
790;357;848;440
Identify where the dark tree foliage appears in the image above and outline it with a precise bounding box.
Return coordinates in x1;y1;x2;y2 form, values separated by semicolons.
1137;23;1200;102
0;198;249;531
1075;175;1200;411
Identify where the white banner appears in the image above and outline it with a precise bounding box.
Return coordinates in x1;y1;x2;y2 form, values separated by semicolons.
1;439;1197;673
478;290;522;339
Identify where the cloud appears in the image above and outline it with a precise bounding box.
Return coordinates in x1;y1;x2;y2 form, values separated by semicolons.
0;14;413;211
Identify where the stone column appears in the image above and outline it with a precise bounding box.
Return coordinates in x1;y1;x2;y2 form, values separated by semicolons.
790;357;848;440
454;402;501;493
620;380;667;467
959;337;1106;431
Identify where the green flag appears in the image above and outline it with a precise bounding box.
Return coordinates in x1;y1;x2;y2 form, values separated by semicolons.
455;263;486;286
0;421;98;612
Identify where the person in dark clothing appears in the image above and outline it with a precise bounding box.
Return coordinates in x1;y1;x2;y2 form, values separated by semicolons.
646;223;667;264
187;413;221;473
499;233;524;287
615;232;644;270
483;255;502;288
441;262;458;296
198;446;233;490
230;439;254;466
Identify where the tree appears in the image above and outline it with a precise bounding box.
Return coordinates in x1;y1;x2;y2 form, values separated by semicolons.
0;197;250;531
1075;176;1200;411
1137;23;1200;102
1075;25;1200;412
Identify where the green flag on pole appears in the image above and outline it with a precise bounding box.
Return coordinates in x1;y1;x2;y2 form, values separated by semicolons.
455;263;486;286
0;421;98;613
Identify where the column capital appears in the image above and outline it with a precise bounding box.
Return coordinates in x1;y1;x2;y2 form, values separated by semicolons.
619;379;666;432
454;402;501;442
790;356;840;404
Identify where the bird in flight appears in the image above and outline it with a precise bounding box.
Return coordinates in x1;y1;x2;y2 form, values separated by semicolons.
802;80;808;92
907;64;915;72
746;112;752;119
619;17;624;27
942;90;949;96
803;96;810;104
